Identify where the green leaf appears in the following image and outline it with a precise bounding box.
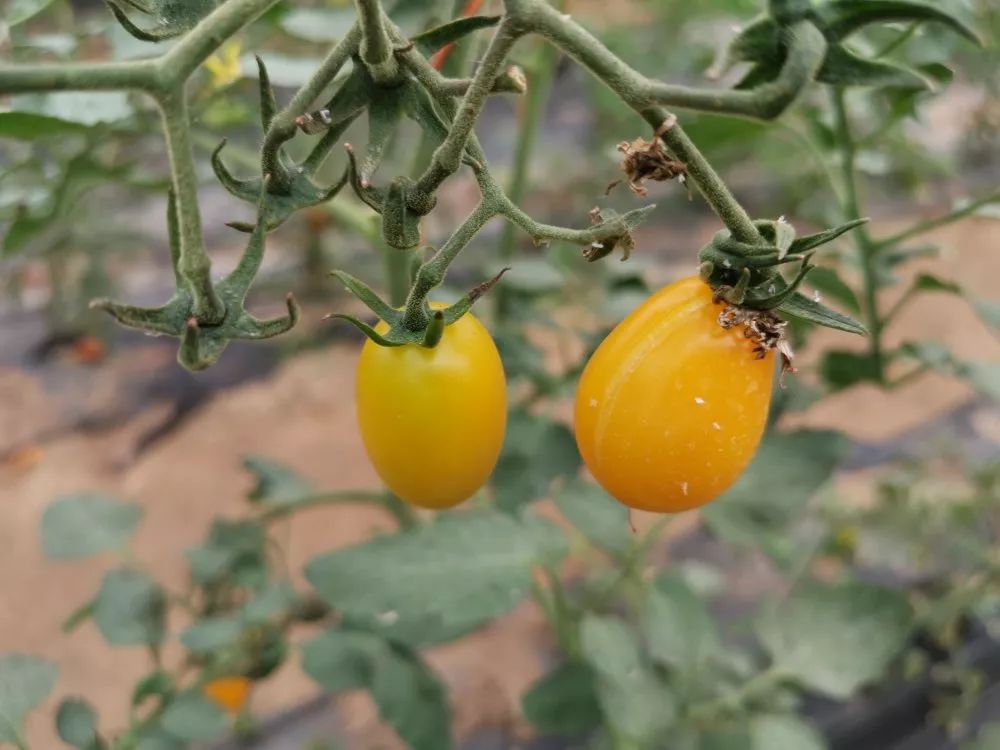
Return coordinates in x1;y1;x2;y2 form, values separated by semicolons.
0;112;88;140
911;272;962;295
521;662;601;736
803;266;860;313
93;569;166;647
751;714;826;750
818;44;929;89
819;350;882;390
61;600;96;634
41;494;143;560
756;581;912;699
306;511;549;646
412;15;501;56
241;581;298;623
301;630;451;750
778;291;868;335
580;616;675;744
56;698;99;750
818;0;981;45
972;299;1000;330
703;430;848;548
501;259;565;294
10;92;134;127
185;520;267;587
491;411;581;513
0;653;58;744
243;455;313;505
645;576;721;676
958;361;1000;402
159;692;228;743
4;0;58;25
179;616;242;654
554;479;631;557
135;731;184;750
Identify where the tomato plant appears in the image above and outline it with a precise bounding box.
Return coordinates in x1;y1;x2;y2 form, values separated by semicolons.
356;306;507;509
575;276;774;512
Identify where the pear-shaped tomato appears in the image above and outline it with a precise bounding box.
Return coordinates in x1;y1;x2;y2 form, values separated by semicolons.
356;308;506;509
574;276;774;513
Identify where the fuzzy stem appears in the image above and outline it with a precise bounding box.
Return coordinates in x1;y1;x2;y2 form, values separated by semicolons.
156;90;224;323
0;60;156;93
355;0;399;82
402;201;497;330
831;88;884;380
157;0;283;85
262;25;363;191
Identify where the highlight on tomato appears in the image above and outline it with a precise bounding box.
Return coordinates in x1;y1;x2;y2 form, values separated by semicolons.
355;306;507;510
574;276;777;513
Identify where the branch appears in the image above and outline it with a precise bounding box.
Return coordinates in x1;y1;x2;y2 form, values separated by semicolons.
355;0;399;82
0;60;157;94
156;90;224;323
874;191;1000;249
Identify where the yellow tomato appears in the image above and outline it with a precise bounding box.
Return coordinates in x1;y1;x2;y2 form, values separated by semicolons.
356;307;507;509
203;676;251;714
574;276;774;513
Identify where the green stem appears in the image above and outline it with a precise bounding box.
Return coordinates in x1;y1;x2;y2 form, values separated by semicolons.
495;29;563;320
382;239;412;307
355;0;398;82
0;60;156;93
687;666;785;720
258;489;418;528
509;0;800;244
402;200;497;330
831;87;884;380
874;191;1000;249
156;89;224;323
157;0;283;85
262;25;362;191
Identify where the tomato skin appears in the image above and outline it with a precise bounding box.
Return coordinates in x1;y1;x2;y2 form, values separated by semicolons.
203;676;251;714
356;308;507;509
574;276;774;513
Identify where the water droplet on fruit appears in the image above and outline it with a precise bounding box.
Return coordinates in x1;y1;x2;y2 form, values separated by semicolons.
694;396;705;405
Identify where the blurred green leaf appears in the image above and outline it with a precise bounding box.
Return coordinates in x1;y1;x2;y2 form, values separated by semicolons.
580;615;675;744
645;576;721;676
93;569;166;647
756;581;912;699
555;479;630;557
179;616;242;654
910;272;962;295
10;92;134;127
55;698;99;750
302;630;450;750
185;520;267;588
132;670;173;708
41;494;142;560
972;299;1000;329
0;112;88;140
279;7;356;42
502;259;565;294
819;350;883;389
159;692;228;743
306;511;551;645
751;714;826;750
492;410;580;513
522;662;601;736
243;455;313;505
0;653;58;744
703;430;849;547
5;0;58;26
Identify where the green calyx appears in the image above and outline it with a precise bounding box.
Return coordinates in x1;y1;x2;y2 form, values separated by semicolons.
211;56;353;233
104;0;219;42
722;0;981;92
326;267;509;349
698;217;868;335
91;184;298;371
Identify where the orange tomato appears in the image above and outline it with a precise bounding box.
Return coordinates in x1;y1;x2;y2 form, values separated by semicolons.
355;307;507;509
203;676;251;714
574;276;774;513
